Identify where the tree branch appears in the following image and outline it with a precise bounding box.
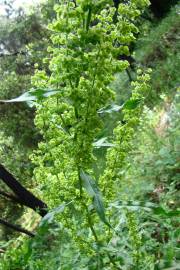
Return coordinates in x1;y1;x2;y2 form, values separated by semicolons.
0;218;35;237
0;164;48;217
0;189;24;205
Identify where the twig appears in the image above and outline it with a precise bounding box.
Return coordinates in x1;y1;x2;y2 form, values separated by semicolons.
0;218;35;237
0;164;48;217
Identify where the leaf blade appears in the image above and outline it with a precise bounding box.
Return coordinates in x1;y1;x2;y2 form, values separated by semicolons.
80;169;111;227
0;88;59;103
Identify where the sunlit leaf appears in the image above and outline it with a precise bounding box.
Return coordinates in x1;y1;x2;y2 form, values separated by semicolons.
0;88;59;103
40;200;73;226
98;99;141;115
98;104;122;114
40;204;65;226
93;137;115;148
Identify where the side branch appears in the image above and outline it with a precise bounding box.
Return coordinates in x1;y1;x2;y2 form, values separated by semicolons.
0;164;48;217
0;189;23;204
0;218;35;237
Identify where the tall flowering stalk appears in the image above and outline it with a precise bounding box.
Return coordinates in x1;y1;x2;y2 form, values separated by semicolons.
31;0;150;266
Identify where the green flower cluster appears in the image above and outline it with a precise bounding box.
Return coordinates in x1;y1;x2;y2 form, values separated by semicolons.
126;211;154;269
31;0;150;251
100;70;151;201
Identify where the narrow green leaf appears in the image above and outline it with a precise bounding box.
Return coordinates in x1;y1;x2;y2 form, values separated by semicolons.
98;99;141;114
93;195;109;226
40;203;65;225
80;169;96;197
40;200;73;226
98;104;122;114
80;169;111;227
0;92;36;102
0;88;59;103
93;137;115;148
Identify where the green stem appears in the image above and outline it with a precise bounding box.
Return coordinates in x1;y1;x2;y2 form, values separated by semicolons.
86;6;92;32
60;114;71;136
78;167;83;198
83;202;99;243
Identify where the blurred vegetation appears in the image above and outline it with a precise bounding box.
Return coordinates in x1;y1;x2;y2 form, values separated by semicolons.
0;1;51;242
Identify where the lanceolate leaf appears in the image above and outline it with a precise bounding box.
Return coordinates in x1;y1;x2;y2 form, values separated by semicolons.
40;203;65;226
0;88;59;103
93;195;109;226
80;169;111;227
40;200;73;226
98;99;141;115
93;137;115;148
80;170;96;197
98;104;122;114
